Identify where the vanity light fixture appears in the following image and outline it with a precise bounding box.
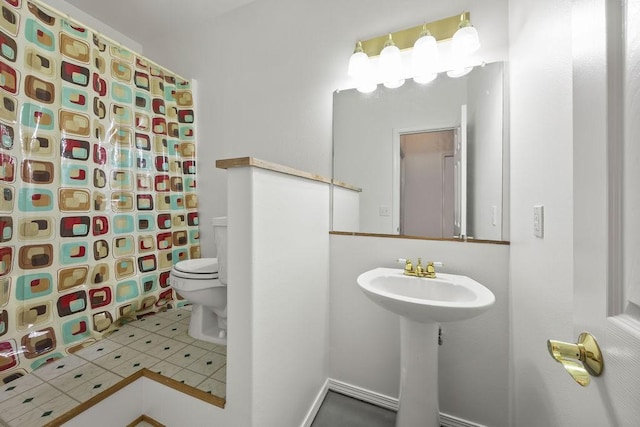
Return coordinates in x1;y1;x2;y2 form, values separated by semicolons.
347;11;480;92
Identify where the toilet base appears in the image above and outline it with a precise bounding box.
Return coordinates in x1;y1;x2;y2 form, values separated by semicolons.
188;304;227;345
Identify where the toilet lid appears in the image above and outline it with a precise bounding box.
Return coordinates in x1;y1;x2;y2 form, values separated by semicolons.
174;258;218;274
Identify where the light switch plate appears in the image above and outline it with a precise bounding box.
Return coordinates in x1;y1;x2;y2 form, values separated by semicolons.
534;205;544;238
379;206;391;217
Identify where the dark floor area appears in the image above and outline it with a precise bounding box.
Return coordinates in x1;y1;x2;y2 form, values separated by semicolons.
311;391;396;427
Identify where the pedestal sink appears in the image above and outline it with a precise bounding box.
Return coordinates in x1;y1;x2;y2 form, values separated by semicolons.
357;267;495;427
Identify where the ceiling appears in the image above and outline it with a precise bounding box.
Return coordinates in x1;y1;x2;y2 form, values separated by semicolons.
64;0;257;47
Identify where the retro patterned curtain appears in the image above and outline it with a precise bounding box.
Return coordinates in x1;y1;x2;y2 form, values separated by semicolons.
0;0;200;383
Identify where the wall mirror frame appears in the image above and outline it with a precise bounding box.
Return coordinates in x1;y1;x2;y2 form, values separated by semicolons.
331;61;509;243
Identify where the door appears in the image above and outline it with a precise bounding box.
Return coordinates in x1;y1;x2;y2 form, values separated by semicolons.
398;130;454;236
570;0;640;424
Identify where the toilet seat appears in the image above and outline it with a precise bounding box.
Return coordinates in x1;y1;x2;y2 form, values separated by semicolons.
171;258;219;280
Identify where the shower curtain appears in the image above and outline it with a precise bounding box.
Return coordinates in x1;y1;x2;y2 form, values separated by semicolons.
0;0;200;383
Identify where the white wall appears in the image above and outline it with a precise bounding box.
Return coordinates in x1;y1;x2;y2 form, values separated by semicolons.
41;0;142;52
332;186;360;232
227;166;330;426
330;234;510;426
467;63;504;240
508;0;581;425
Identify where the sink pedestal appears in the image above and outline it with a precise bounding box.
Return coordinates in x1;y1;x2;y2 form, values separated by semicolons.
397;318;440;427
356;267;496;427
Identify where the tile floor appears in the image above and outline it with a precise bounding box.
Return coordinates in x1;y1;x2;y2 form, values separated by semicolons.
0;307;226;427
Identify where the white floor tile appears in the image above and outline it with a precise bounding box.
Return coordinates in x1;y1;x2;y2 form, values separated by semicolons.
213;344;227;355
160;308;191;323
195;377;226;398
0;394;38;423
149;360;183;378
15;382;60;407
211;365;226;383
48;364;107;393
155;322;189;339
127;333;170;353
172;331;197;345
65;371;122;402
170;368;206;388
11;394;77;427
164;344;208;366
147;339;188;360
31;355;87;382
92;346;142;371
73;339;123;361
105;324;151;345
0;373;43;403
191;340;218;352
131;316;174;332
110;353;161;378
186;352;225;377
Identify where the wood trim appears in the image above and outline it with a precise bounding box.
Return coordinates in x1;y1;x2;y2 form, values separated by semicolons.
46;369;225;426
331;179;362;192
329;231;510;245
216;157;361;191
141;369;225;407
127;414;166;427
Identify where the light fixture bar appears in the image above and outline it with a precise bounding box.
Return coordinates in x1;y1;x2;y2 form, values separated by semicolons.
360;12;470;57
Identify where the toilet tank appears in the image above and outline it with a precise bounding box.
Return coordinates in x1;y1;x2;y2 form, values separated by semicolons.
212;217;227;284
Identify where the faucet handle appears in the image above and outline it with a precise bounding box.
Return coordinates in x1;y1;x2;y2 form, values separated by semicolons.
425;261;443;278
397;258;413;274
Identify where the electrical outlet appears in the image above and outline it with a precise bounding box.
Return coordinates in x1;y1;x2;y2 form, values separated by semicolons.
534;205;544;238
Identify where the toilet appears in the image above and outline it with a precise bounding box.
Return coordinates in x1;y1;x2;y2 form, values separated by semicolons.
170;217;228;345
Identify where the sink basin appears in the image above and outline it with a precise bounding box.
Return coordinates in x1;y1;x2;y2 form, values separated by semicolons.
357;267;495;323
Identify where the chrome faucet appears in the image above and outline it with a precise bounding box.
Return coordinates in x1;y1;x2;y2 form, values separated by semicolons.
398;258;443;278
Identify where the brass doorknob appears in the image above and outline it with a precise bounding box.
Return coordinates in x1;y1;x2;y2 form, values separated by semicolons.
547;332;604;387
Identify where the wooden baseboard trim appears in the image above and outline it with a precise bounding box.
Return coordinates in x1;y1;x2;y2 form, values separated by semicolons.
46;368;225;426
126;414;166;427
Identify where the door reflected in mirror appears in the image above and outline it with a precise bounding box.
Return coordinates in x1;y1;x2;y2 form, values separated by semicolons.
332;61;508;242
399;128;455;237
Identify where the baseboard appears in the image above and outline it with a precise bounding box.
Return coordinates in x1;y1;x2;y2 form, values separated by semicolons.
440;412;488;427
326;378;399;411
300;379;330;427
304;378;485;427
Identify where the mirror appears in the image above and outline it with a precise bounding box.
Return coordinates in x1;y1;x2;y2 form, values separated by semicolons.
332;61;508;242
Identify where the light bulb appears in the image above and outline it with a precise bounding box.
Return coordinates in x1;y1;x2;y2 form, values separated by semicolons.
348;41;369;77
414;73;437;84
348;41;376;92
379;34;404;88
411;27;438;78
357;81;378;94
383;79;405;89
452;20;480;56
447;67;473;78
